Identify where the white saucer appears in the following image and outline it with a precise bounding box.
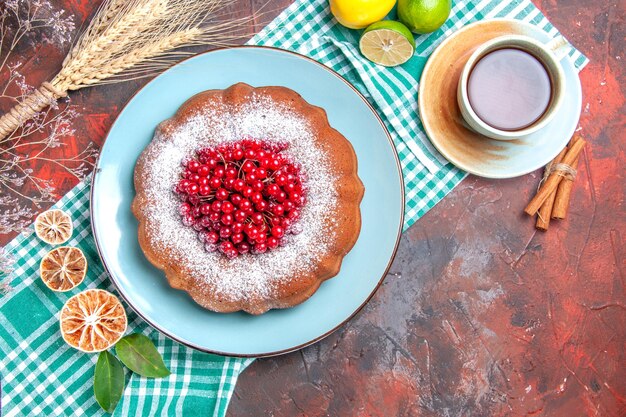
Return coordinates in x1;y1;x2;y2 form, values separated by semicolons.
418;19;582;179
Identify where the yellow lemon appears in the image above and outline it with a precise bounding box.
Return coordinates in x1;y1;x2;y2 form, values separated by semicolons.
330;0;397;29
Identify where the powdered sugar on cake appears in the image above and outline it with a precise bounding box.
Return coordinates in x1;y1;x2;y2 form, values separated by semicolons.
138;95;338;302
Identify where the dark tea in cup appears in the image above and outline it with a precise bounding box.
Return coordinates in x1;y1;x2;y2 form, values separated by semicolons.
457;34;568;140
467;48;552;131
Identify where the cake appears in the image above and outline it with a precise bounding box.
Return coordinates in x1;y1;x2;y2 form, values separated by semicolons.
132;83;364;314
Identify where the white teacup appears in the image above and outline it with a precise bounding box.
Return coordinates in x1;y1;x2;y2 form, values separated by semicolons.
457;34;570;141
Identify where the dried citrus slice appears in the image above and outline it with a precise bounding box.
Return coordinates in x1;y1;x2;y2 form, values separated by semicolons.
40;246;87;292
34;209;73;245
60;289;128;352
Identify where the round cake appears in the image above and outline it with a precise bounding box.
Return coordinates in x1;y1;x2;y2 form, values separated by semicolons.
132;83;364;314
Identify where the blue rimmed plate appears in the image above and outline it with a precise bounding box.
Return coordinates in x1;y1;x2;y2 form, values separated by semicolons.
91;46;404;357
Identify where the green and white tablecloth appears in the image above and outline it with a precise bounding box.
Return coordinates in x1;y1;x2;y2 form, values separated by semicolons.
0;0;587;415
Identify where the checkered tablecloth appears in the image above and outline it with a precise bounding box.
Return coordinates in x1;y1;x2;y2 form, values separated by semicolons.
0;0;587;416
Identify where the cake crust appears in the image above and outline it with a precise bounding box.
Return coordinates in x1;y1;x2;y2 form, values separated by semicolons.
132;83;364;314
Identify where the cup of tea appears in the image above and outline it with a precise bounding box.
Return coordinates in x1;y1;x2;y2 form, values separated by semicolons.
457;34;570;141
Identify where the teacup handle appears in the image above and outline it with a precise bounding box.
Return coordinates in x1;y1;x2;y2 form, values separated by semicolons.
546;35;570;62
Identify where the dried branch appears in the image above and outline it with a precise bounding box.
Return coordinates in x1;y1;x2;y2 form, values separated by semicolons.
0;0;95;236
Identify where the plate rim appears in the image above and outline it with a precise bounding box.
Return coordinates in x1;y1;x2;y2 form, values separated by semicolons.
89;45;405;358
418;18;582;179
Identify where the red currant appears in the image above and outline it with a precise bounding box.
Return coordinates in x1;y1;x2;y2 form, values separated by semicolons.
221;201;234;213
225;166;237;178
220;241;234;253
219;226;232;238
255;200;268;212
183;182;196;194
198;165;210;177
270;159;281;170
215;188;229;200
266;184;280;196
267;237;280;249
237;243;250;254
234;179;246;192
179;203;191;215
231;194;243;206
177;139;308;259
205;231;219;244
243;187;254;198
187;160;200;172
275;191;287;203
254;243;267;254
182;214;194;226
232;222;245;233
251;180;264;192
245;224;259;238
232;233;244;244
251;212;264;224
239;199;252;211
271;226;285;238
209;177;221;188
214;166;225;178
233;149;244;160
224;178;236;189
276;174;288;185
271;204;284;216
178;179;191;190
242;160;256;172
251;192;263;204
199;185;211;196
211;200;222;212
200;203;212;215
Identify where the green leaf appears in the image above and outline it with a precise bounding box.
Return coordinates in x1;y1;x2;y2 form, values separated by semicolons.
115;333;170;378
94;351;125;414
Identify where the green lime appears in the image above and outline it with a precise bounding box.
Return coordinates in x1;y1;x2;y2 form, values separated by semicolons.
397;0;451;34
359;21;416;67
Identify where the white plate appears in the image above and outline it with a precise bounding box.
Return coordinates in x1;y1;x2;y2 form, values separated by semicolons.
419;19;582;179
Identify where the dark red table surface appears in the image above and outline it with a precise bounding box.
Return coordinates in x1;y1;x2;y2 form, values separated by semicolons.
1;1;624;416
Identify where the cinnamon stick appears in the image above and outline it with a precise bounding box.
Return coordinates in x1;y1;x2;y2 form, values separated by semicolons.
535;146;568;231
551;153;580;219
524;138;586;216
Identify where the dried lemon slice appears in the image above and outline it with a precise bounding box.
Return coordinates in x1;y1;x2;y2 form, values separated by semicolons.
40;246;87;292
34;209;73;245
60;289;128;352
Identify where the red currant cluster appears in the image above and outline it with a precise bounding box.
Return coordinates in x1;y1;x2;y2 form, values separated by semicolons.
174;139;307;258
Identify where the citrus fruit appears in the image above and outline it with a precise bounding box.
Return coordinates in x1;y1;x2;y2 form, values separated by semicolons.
397;0;451;34
330;0;397;29
359;21;416;66
34;209;73;245
60;289;127;353
40;246;87;292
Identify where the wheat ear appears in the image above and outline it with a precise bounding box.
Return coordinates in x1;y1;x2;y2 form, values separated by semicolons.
0;0;257;142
